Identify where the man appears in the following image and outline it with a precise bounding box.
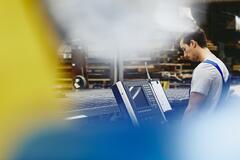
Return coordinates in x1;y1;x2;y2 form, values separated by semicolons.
180;29;230;121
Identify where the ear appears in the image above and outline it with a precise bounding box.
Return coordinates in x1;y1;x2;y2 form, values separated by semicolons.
190;40;197;48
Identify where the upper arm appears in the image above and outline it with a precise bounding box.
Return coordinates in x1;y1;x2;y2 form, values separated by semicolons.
183;64;214;121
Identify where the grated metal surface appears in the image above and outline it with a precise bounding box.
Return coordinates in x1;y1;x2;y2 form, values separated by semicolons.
59;88;189;117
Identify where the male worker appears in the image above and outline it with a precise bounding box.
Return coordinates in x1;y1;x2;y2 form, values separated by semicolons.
180;28;230;121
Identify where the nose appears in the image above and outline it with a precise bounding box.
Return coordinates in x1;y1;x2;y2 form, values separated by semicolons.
183;51;187;57
183;51;189;60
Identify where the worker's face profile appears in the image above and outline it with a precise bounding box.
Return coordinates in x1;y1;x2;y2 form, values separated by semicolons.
180;39;197;62
180;40;190;60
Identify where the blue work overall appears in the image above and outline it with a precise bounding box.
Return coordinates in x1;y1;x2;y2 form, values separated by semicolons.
203;60;231;108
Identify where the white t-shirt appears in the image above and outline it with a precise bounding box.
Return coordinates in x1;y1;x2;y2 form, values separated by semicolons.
190;53;229;114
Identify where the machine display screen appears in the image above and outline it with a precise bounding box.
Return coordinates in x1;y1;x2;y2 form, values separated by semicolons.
128;86;149;108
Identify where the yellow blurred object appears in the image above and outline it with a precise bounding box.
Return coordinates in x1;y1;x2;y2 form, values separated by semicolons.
160;81;169;90
0;0;62;159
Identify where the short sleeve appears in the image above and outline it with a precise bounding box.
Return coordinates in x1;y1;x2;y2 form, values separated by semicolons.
191;64;213;96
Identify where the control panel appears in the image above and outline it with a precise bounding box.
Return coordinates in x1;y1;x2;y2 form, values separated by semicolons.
112;80;172;126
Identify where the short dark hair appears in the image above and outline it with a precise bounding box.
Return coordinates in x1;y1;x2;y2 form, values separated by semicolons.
181;28;207;48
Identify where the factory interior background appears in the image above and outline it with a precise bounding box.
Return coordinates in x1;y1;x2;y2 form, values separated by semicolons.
1;0;240;159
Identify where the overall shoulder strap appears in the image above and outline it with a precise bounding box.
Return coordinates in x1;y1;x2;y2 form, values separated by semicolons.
203;59;224;82
203;59;230;108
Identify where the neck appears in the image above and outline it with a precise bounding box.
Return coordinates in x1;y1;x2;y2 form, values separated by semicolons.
198;47;212;62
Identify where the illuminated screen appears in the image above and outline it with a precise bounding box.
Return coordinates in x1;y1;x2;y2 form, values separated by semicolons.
128;86;149;108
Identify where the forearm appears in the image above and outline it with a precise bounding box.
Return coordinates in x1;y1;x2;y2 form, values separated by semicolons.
182;92;206;122
182;104;200;122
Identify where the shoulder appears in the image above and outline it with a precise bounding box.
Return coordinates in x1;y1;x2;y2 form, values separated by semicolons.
195;62;214;70
203;57;229;81
193;62;216;77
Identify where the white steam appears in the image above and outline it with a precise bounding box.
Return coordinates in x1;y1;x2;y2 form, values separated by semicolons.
45;0;198;57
